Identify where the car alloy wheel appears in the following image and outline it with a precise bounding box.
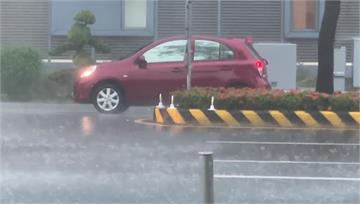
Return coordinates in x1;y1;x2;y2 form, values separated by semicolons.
96;88;120;112
92;83;127;113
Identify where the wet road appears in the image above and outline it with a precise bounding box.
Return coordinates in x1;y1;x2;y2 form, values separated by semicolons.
1;102;359;203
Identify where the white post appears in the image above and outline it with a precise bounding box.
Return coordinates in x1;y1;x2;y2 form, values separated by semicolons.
185;0;193;90
199;152;214;204
157;93;165;109
208;96;216;111
169;95;175;109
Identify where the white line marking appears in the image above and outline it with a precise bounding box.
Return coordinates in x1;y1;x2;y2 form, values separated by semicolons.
207;140;360;146
134;119;360;131
214;175;360;181
214;159;360;165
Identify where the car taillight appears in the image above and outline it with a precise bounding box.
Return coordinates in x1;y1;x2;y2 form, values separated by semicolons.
255;60;264;69
255;60;266;78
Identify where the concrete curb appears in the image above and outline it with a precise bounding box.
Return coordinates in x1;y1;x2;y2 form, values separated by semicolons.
153;107;360;129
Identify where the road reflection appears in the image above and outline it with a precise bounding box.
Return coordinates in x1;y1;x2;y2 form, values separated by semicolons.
81;116;94;136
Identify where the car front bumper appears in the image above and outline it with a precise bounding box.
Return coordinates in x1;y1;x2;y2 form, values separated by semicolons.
73;79;94;103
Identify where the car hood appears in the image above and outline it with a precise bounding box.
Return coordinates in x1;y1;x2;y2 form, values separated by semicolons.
94;58;133;77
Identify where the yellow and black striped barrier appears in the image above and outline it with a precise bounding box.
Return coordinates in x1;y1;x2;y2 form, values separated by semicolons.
153;107;360;129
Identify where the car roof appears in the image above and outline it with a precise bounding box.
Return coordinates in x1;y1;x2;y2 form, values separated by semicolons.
158;35;246;43
135;35;249;58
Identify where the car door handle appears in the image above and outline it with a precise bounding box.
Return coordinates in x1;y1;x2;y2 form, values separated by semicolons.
171;67;183;73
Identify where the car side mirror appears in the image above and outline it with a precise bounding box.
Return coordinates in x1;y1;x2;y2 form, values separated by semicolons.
136;56;147;69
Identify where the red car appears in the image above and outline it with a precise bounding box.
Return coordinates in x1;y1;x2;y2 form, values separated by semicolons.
74;35;270;113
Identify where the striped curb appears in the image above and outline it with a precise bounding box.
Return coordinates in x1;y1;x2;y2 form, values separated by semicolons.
153;108;360;129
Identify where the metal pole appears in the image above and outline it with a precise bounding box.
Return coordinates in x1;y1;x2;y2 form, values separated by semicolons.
217;0;221;36
280;0;284;43
185;0;192;90
199;152;214;204
91;47;95;62
154;0;158;40
48;0;52;63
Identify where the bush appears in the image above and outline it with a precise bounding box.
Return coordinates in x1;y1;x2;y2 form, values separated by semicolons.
30;69;74;102
27;68;74;102
47;68;74;86
296;68;316;88
173;87;360;111
1;46;42;101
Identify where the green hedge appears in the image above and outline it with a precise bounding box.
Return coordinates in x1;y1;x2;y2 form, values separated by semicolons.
30;68;74;102
173;88;360;111
1;46;42;100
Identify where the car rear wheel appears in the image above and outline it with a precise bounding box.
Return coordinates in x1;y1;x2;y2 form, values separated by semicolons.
92;83;128;113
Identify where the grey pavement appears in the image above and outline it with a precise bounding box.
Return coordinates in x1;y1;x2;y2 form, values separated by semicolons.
0;102;359;203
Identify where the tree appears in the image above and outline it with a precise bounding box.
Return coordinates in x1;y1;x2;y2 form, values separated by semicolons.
50;10;110;67
316;0;341;94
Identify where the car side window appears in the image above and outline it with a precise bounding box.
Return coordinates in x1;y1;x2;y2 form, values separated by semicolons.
143;40;187;63
194;40;234;61
194;40;220;61
220;44;235;60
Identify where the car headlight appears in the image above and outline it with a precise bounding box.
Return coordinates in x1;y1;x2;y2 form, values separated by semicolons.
80;65;97;78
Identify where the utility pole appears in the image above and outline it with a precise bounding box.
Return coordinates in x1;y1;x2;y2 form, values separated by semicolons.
185;0;192;90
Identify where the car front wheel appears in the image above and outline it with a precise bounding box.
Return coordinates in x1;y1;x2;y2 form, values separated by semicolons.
92;83;128;113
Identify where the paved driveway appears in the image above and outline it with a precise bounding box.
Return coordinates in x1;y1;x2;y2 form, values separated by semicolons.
1;102;359;203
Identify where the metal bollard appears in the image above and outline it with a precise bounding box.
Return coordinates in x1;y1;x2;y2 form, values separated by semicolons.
199;152;214;204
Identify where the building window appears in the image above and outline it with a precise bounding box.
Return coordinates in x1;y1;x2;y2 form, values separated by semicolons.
285;0;325;38
124;0;147;29
121;0;154;35
292;0;316;31
51;0;154;36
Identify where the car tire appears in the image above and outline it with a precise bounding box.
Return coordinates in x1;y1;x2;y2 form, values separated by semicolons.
92;83;128;113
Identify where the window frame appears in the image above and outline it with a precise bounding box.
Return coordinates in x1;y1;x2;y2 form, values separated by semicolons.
284;0;325;38
193;39;236;62
51;0;155;37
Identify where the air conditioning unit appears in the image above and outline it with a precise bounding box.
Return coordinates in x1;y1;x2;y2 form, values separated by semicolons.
253;43;297;90
353;37;360;88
